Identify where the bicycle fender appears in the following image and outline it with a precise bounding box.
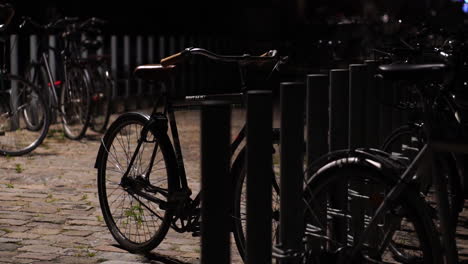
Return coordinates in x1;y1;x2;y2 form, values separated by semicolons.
94;112;150;169
305;148;407;185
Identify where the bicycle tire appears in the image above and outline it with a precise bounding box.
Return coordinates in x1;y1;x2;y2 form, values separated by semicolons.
24;62;56;122
302;164;442;264
232;141;280;261
97;112;178;253
0;74;50;156
382;124;463;224
89;64;112;133
60;64;91;140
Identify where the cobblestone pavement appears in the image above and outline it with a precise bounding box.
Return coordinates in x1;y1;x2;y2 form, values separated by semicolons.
0;109;467;263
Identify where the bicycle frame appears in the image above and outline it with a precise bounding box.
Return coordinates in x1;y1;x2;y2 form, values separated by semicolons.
30;29;84;115
117;89;245;231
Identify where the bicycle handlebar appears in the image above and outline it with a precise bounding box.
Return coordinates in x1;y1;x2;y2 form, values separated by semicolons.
160;51;185;66
160;47;282;67
79;17;107;28
20;16;105;34
20;16;77;31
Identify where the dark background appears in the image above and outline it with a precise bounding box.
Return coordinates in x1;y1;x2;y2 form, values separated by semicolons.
8;0;468;80
11;0;465;35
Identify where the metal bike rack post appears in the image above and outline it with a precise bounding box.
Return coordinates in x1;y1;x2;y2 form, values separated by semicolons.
123;35;131;109
147;36;154;63
279;82;305;264
200;101;231;264
9;35;19;128
349;64;368;149
306;74;328;175
246;90;273;264
329;69;349;151
48;35;56;81
136;35;143;103
110;35;118;99
364;60;379;147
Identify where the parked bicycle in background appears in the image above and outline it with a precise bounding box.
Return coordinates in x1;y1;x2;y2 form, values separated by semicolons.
20;15;93;140
0;3;50;156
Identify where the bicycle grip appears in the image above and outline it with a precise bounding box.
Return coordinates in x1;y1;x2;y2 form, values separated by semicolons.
161;52;184;67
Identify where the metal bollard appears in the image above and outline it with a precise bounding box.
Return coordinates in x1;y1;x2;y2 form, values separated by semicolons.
364;60;379;148
200;101;231;264
306;74;328;173
329;69;349;151
329;69;350;248
348;64;368;149
279;82;305;264
9;35;19;128
246;90;273;264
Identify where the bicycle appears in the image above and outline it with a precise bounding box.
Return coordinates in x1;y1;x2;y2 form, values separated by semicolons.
0;3;50;156
21;16;93;140
95;47;286;257
379;27;467;231
66;17;113;133
301;47;468;263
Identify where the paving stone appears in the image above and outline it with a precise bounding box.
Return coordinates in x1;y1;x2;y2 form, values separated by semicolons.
8;258;37;264
97;252;147;262
95;245;128;253
29;227;62;236
99;261;146;264
62;225;105;232
15;193;47;199
20;240;50;246
54;256;101;264
31;215;66;224
0;237;22;243
0;206;24;211
60;230;94;237
0;242;22;251
17;245;64;254
22;205;58;214
0;219;28;226
0;213;34;221
66;219;101;226
0;250;16;259
14;252;58;261
0;225;31;233
4;232;40;240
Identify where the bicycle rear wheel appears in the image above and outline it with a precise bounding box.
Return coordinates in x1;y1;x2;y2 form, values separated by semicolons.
0;74;50;156
89;64;112;133
303;164;442;263
60;65;91;140
97;112;178;253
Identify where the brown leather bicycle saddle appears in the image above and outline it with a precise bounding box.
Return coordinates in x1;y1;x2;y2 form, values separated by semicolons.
378;63;447;81
133;64;177;81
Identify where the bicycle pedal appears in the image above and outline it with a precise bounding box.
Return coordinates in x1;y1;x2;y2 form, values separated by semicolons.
191;231;201;237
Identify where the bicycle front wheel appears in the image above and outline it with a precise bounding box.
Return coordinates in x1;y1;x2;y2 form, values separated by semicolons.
303;164;442;263
97;112;178;253
382;124;463;227
60;65;91;140
0;74;50;156
232;141;281;262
